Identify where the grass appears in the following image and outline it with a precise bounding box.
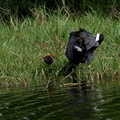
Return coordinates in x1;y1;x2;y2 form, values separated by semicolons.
0;8;120;86
0;0;119;20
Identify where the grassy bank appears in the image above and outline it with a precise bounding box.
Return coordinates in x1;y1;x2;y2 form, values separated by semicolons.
0;9;120;86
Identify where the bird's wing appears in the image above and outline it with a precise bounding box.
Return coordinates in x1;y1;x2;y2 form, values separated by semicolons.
65;39;75;60
79;31;96;50
84;33;102;50
84;37;97;50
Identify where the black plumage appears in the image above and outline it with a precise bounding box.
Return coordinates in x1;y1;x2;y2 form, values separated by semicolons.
65;29;104;65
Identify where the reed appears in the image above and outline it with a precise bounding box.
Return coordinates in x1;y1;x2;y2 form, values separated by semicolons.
0;7;119;86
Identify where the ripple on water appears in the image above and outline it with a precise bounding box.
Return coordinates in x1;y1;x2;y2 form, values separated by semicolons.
0;79;120;120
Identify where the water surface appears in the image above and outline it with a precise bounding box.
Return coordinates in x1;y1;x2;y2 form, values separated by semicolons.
0;78;120;120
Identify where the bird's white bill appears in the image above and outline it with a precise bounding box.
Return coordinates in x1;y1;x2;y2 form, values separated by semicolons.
74;46;82;52
95;33;100;42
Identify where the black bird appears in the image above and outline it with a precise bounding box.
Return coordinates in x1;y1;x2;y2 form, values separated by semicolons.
42;54;56;65
65;28;104;68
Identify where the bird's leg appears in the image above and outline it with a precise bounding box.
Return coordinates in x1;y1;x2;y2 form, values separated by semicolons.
95;33;100;42
74;45;82;52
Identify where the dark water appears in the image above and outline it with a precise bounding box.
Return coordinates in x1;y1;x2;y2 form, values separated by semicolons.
0;78;120;120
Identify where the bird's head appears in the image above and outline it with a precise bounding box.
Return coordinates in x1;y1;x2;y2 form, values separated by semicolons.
95;33;104;44
99;34;104;42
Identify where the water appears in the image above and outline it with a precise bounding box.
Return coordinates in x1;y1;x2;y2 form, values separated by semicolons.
0;78;120;120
